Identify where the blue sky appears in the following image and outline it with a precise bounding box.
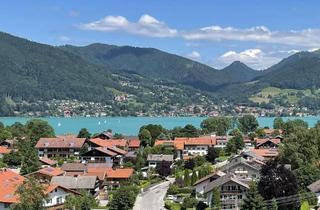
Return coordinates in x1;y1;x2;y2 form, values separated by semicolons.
1;0;320;69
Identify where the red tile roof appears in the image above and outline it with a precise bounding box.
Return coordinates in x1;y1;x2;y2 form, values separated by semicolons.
251;148;279;158
106;168;134;179
128;139;140;148
0;169;24;204
39;157;57;166
45;184;80;195
36;167;65;177
95;147;117;156
84;170;106;181
90;138;128;148
184;136;216;146
35;136;86;149
0;146;11;154
255;138;281;146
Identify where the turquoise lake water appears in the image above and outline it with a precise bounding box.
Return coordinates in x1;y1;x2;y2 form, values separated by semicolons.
0;116;319;136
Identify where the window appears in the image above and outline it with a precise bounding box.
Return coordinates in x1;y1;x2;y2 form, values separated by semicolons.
56;197;63;204
47;199;52;204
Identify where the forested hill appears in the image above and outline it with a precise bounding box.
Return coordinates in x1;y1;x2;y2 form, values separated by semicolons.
0;32;116;102
61;44;260;91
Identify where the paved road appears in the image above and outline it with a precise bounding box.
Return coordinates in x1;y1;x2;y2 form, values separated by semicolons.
133;178;174;210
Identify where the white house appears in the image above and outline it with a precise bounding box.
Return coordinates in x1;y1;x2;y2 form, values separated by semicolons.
43;184;80;209
193;171;225;196
147;154;174;169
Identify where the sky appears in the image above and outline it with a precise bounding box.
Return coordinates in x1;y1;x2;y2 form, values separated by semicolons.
1;0;320;70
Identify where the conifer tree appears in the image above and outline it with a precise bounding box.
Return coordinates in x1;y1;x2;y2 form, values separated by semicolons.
242;182;267;210
184;169;191;186
270;198;278;210
211;187;221;210
191;170;198;185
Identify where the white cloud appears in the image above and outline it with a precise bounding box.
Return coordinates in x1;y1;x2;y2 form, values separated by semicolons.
217;49;282;70
58;35;71;42
182;26;320;48
308;48;319;52
80;14;178;38
187;51;201;60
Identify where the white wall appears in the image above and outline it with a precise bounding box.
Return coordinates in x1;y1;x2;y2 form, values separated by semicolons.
43;188;71;207
184;145;209;156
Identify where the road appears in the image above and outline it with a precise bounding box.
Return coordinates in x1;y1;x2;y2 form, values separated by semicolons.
133;178;174;210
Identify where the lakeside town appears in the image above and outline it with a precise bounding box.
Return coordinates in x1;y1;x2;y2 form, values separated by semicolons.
0;115;319;210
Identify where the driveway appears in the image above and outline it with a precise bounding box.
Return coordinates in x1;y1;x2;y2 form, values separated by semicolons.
133;178;175;210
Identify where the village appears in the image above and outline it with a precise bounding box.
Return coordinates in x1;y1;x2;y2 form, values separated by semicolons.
0;116;319;210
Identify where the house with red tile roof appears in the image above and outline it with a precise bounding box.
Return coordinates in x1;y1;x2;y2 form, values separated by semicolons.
81;146;127;166
182;136;216;156
215;136;232;148
105;168;134;189
35;135;86;158
39;157;58;167
250;148;279;160
127;138;140;151
0;146;11;158
26;167;65;183
255;138;281;149
89;138;128;149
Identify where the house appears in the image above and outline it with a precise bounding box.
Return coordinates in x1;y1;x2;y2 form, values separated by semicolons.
0;147;10;158
35;135;86;158
61;163;88;177
89;138;128;149
43;184;80;210
147;154;174;169
51;176;100;197
26;167;65;183
0;140;17;149
249;148;279;161
96;131;113;140
307;179;320;205
39;157;58;167
255;138;281;149
105;168;134;189
215;136;231;148
0;169;24;210
193;171;225;196
219;156;263;181
155;140;182;159
183;136;216;156
204;174;250;210
81;146;126;166
0;169;79;210
127;138;140;151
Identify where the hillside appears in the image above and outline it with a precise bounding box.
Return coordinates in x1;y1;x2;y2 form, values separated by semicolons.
61;44;260;91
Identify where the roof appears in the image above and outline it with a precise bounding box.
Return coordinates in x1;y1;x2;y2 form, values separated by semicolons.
193;171;225;186
128;139;140;148
106;168;134;179
250;148;279;158
147;154;174;162
184;136;216;146
61;163;87;172
154;140;175;147
220;156;263;173
51;176;97;189
255;138;281;147
204;174;249;194
94;147;117;156
35;136;86;149
308;179;320;193
45;184;80;195
105;146;127;155
89;138;128;148
0;169;24;204
263;128;283;135
0;146;11;154
39;157;57;166
84;171;106;181
35;167;65;177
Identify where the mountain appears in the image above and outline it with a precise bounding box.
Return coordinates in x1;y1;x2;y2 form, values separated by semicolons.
258;51;320;89
0;32;116;102
220;61;263;83
61;44;259;91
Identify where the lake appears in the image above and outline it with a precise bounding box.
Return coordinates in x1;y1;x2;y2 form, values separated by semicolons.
0;116;319;136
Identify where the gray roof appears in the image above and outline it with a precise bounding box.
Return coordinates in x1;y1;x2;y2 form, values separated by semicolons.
241;150;265;162
220;156;262;173
61;163;87;172
308;179;320;193
51;176;97;189
204;174;249;194
193;171;225;186
147;154;174;162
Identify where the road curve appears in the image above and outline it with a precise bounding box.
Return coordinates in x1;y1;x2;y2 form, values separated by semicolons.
133;178;174;210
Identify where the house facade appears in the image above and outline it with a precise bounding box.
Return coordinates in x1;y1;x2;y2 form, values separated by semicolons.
147;154;174;169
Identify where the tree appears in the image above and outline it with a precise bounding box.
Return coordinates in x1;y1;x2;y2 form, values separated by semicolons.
25;119;55;144
0;129;12;141
156;160;172;177
19;140;41;174
238;115;259;134
242;182;267;210
258;159;299;210
8;122;27;138
273;117;285;130
64;190;97;210
201;117;232;135
182;196;198;210
139;124;165;141
184;169;191;186
138;128;152;147
206;147;220;163
11;178;46;210
3;150;21;166
196;201;208;210
184;159;195;170
109;186;139;210
300;201;310;210
191;170;198;185
211;187;221;210
77;128;91;138
179;124;200;137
